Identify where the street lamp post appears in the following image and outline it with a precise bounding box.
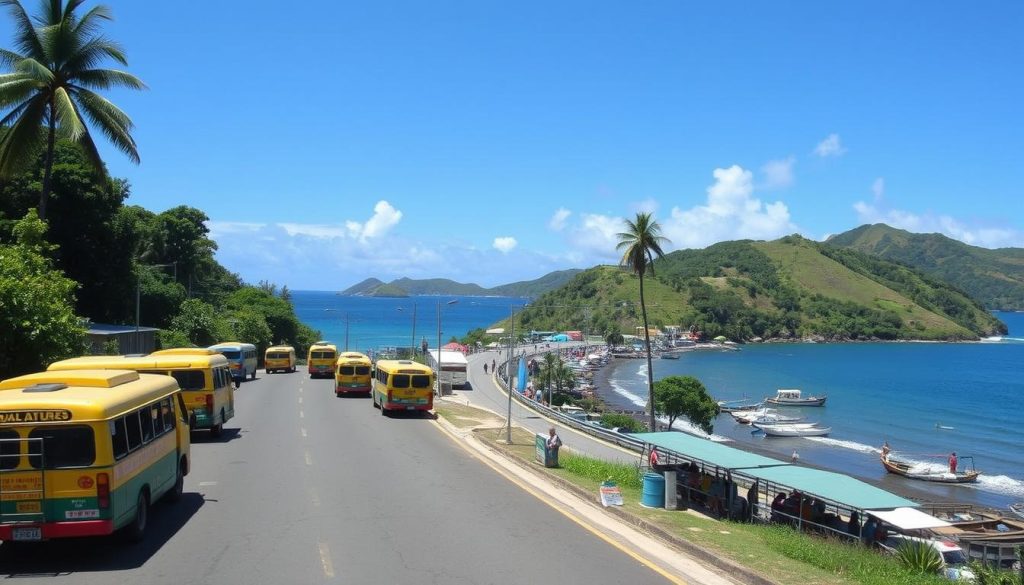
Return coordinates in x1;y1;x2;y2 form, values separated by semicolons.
436;299;458;396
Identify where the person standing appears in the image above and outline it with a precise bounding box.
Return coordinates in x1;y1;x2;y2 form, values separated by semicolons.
949;451;958;474
881;441;891;461
483;363;488;374
546;427;562;453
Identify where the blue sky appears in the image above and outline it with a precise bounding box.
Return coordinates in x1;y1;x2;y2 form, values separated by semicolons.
4;1;1023;289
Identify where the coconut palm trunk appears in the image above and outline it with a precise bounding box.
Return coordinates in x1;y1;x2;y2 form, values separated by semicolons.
639;274;656;431
39;108;56;219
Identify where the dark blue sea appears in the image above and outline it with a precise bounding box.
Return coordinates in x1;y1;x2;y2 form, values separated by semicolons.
291;290;528;354
603;312;1024;509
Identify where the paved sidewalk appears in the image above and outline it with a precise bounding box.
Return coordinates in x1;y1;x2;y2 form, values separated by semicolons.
451;348;638;464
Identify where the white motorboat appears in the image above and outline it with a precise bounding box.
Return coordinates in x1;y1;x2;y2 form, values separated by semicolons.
765;388;827;407
749;414;806;425
757;423;831;437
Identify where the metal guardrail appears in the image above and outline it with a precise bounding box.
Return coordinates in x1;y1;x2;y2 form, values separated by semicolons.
495;349;646;453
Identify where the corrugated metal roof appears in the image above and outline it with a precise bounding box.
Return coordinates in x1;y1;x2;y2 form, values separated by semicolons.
633;432;918;511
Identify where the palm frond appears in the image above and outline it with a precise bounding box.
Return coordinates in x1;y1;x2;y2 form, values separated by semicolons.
0;97;34;127
14;57;55;83
71;86;138;163
71;122;108;180
73;68;144;90
0;0;46;59
65;36;127;71
0;48;27;68
72;4;113;39
52;86;84;140
0;76;40;107
0;94;46;176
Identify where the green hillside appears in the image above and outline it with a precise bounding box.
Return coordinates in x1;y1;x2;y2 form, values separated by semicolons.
339;278;384;295
368;283;409;297
826;224;1024;310
494;237;1004;342
490;269;583;297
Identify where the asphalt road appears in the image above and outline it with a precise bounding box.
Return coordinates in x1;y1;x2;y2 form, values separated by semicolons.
0;368;673;584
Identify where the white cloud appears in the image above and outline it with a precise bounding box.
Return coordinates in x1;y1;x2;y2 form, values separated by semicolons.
814;133;846;158
852;201;1024;248
871;178;885;200
351;200;402;242
661;165;797;248
568;213;624;259
493;236;518;253
760;156;796;189
549;208;571;231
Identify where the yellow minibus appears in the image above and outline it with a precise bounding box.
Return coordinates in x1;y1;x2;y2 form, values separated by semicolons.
48;350;235;435
264;345;297;374
307;342;337;378
334;352;372;396
0;369;190;542
372;360;434;415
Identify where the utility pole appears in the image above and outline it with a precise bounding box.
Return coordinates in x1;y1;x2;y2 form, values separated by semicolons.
506;304;515;443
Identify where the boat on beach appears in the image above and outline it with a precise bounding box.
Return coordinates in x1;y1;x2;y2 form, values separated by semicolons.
765;388;827;407
756;423;831;437
880;454;981;483
716;399;762;413
1009;503;1024;520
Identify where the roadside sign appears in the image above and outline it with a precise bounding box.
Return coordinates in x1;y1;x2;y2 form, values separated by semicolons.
599;481;623;507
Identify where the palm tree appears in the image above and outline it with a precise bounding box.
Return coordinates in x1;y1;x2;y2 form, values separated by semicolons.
0;0;145;220
616;212;669;431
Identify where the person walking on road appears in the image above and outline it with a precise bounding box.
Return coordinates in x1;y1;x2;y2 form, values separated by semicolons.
491;359;496;373
484;363;488;374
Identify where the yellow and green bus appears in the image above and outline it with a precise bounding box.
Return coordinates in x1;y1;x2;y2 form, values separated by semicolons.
307;342;337;379
48;350;235;435
335;352;372;396
372;360;434;415
264;345;296;374
0;369;190;542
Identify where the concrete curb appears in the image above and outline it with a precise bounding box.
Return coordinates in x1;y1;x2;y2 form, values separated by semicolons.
433;408;779;585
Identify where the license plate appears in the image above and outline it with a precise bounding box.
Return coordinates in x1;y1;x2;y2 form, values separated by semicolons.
406;406;415;410
16;501;41;514
12;526;42;541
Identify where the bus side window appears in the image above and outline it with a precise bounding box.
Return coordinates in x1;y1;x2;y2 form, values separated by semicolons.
150;403;164;439
140;407;155;443
126;411;143;452
162;397;175;431
111;418;129;460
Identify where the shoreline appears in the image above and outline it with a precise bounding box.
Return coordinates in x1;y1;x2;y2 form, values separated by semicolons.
586;354;1005;514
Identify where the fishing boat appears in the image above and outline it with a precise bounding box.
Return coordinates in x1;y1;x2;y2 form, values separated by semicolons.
749;414;806;425
757;423;831;437
765;388;827;407
659;352;680;360
1010;503;1024;520
717;399;763;413
880;454;981;483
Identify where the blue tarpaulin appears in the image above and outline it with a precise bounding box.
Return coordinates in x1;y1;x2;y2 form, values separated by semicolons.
516;357;527;393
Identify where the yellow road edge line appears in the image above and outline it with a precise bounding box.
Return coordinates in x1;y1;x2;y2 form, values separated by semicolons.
318;541;335;578
430;416;687;585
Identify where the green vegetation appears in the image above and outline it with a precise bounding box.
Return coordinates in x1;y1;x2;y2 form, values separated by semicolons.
893;539;943;575
598;413;646;433
499;235;1003;343
339;270;581;298
0;141;318;378
0;211;84;375
653;375;718;433
827;223;1024;311
0;0;144;220
557;452;643;489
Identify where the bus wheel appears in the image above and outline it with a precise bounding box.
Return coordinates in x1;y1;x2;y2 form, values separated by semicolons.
126;491;149;543
380;402;387;417
211;411;224;437
251;369;256;380
167;460;185;502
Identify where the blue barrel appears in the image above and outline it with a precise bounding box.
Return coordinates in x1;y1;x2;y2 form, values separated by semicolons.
641;472;665;508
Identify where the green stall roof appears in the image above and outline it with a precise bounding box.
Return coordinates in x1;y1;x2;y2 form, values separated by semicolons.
633;432;918;511
745;465;918;511
631;432;787;471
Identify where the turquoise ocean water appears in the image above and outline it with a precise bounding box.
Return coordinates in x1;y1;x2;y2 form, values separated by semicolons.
294;289;1023;509
602;311;1024;509
292;290;529;354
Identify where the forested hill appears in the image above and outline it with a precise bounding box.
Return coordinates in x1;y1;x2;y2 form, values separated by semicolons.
825;223;1024;311
340;269;582;298
498;236;1004;342
0;140;319;378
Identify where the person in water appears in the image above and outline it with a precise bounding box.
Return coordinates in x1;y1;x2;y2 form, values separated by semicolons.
949;451;958;474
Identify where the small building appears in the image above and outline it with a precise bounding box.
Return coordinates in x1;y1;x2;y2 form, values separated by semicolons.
85;323;159;355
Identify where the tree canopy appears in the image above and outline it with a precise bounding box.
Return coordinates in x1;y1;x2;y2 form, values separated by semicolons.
653;375;718;434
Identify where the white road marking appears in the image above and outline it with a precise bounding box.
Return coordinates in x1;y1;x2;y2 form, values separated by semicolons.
318;542;335;578
305;451;313;466
299;396;303;404
310;488;320;507
301;428;308;438
300;410;305;418
198;481;218;487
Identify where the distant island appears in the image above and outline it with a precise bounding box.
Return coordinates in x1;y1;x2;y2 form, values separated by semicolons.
338;269;582;298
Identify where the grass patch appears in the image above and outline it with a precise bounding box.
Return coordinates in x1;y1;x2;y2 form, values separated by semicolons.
435;402;503;429
557;452;643;490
